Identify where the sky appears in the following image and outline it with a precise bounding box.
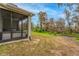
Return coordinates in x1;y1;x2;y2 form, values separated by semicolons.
15;3;65;25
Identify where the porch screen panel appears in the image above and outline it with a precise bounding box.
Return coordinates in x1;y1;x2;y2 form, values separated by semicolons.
1;9;11;31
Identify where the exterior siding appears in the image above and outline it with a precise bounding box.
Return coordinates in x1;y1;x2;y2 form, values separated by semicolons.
2;33;11;40
2;32;26;40
13;32;21;38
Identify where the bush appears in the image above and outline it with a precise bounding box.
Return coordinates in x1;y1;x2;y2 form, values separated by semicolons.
33;27;46;33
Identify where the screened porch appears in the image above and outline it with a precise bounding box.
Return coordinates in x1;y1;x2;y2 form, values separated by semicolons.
0;9;28;41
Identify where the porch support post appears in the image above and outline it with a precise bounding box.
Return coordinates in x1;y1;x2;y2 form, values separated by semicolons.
16;21;19;31
0;9;2;40
11;12;13;39
0;32;2;40
28;16;32;40
21;20;23;38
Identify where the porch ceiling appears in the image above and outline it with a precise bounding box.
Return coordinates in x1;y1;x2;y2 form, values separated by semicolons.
12;12;27;21
1;9;27;21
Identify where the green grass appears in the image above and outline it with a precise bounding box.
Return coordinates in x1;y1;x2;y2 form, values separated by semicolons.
32;31;55;37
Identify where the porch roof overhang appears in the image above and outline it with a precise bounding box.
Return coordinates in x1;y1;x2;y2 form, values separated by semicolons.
0;3;34;17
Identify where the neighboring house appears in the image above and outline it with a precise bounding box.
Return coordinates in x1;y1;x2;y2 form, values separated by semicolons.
0;3;34;42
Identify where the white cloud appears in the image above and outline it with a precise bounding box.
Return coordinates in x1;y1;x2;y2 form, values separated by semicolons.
58;13;66;19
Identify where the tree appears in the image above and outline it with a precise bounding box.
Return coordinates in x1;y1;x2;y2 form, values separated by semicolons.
57;3;74;33
74;5;79;32
64;8;73;32
38;11;48;31
46;18;55;32
72;15;79;32
55;18;65;32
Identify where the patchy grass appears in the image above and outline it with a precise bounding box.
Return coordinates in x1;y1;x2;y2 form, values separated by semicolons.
57;32;79;41
0;32;79;56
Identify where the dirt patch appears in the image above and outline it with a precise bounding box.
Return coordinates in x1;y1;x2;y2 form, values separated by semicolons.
32;35;79;56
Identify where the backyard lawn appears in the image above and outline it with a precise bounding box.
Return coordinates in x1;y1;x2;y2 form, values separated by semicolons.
0;32;79;56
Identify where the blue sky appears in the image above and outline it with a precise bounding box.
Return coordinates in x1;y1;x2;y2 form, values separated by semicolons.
15;3;65;25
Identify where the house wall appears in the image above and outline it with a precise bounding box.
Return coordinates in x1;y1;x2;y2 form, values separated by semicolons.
0;9;2;32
